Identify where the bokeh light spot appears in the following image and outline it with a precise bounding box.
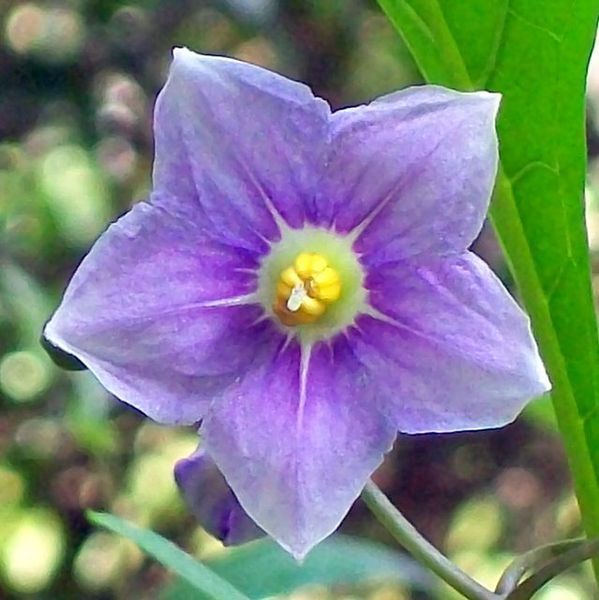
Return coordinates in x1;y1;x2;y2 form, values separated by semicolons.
4;4;45;54
5;4;84;62
0;465;25;506
1;510;65;594
0;350;51;402
40;145;111;247
73;532;142;592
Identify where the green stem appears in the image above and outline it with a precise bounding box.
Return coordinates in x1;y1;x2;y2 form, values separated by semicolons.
362;482;599;599
495;538;583;595
507;539;599;600
361;481;496;600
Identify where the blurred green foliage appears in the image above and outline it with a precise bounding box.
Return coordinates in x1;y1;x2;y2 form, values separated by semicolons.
91;511;434;600
0;1;598;598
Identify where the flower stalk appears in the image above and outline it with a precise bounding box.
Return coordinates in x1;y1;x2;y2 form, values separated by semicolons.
361;481;496;600
498;538;599;599
362;480;599;600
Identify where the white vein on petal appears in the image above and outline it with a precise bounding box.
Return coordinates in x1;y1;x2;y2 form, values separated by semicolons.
48;293;261;335
363;304;481;357
278;332;296;356
361;304;422;336
195;293;259;308
168;60;288;247
344;119;467;245
226;141;291;239
296;342;312;432
148;292;260;317
249;312;272;328
234;266;259;275
345;186;397;245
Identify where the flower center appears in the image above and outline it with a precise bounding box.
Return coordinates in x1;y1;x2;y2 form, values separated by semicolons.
257;227;366;344
273;253;342;326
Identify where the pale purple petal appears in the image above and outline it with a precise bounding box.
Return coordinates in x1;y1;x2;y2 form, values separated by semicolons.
311;87;499;264
201;339;396;558
350;252;549;432
153;48;331;253
44;200;278;425
175;447;264;545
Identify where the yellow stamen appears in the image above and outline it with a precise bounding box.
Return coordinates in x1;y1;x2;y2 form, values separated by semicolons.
273;252;342;326
312;267;339;287
281;267;302;287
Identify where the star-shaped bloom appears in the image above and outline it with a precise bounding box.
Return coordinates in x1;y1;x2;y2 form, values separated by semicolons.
45;48;550;558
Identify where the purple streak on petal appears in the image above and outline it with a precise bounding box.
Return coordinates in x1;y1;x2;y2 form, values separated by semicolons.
153;48;331;252
201;338;396;559
175;447;264;545
311;86;499;263
44;200;283;425
351;252;549;433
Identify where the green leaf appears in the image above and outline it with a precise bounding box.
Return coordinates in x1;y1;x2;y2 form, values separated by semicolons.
378;0;599;576
161;535;433;600
87;511;249;600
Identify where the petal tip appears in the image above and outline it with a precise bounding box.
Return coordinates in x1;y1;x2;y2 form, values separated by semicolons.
477;89;502;116
42;313;66;355
172;45;190;57
169;46;201;77
275;536;317;562
41;317;88;372
168;47;219;83
535;361;552;395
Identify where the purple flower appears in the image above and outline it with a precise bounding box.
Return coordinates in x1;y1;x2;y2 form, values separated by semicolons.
45;48;550;558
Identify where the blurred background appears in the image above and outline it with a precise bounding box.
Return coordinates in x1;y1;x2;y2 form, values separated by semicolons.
0;1;598;598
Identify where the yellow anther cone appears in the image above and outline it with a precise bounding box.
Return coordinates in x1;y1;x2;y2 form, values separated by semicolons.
273;252;342;326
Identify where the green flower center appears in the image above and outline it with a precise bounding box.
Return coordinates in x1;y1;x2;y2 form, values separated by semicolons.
257;227;366;344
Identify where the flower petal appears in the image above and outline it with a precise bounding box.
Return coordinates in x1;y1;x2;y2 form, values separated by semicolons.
44;200;276;425
313;86;499;264
175;447;264;545
353;252;550;433
153;48;331;252
201;338;396;558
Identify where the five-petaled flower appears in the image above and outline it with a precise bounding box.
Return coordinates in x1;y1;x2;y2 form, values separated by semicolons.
44;48;550;559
